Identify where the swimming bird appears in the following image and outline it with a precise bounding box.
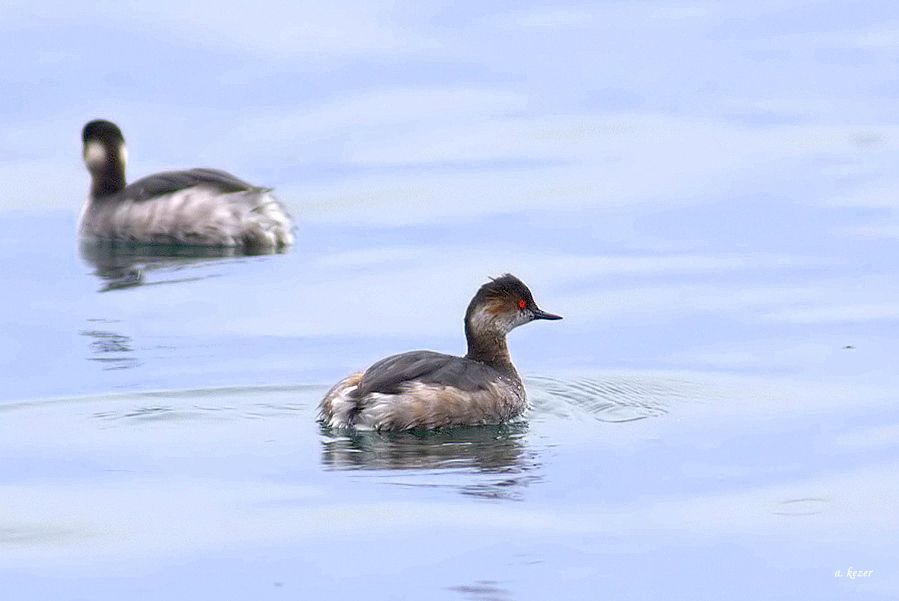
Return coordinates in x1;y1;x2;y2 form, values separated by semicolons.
319;274;562;431
78;120;294;248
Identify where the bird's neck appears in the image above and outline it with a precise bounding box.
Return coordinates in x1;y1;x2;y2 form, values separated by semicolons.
90;161;126;198
465;325;515;373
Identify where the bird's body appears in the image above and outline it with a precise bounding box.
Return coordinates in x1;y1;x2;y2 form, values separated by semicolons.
320;351;526;431
78;121;294;249
319;275;561;431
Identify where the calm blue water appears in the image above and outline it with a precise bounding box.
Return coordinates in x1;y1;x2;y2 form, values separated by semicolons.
2;2;899;599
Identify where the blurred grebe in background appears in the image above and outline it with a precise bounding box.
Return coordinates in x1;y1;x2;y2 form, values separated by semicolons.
79;119;294;249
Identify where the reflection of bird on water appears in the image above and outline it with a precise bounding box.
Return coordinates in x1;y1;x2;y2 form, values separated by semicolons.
320;424;540;500
78;240;268;291
80;320;142;371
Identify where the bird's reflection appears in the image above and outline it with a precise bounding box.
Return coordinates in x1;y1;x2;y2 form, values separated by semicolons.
80;320;142;371
448;580;514;601
320;423;541;500
79;240;281;291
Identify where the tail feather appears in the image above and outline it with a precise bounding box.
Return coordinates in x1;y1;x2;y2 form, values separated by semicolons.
319;373;365;428
241;197;295;248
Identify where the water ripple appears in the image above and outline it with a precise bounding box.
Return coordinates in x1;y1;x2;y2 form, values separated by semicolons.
527;374;703;422
448;580;512;601
772;497;829;517
0;384;317;415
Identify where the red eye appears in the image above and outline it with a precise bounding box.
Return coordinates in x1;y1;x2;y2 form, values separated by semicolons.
518;299;527;310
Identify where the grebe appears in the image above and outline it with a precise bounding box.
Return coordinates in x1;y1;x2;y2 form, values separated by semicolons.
319;274;562;431
78;119;294;248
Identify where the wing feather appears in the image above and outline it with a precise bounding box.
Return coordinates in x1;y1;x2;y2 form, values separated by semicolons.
120;168;260;202
354;351;497;398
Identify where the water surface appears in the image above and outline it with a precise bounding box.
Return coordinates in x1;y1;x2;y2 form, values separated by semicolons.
2;2;899;599
1;211;896;600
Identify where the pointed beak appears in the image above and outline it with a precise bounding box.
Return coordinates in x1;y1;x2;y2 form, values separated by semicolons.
531;307;563;321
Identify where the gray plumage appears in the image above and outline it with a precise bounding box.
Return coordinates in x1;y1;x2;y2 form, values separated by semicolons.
79;120;295;249
356;351;503;396
117;168;262;202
